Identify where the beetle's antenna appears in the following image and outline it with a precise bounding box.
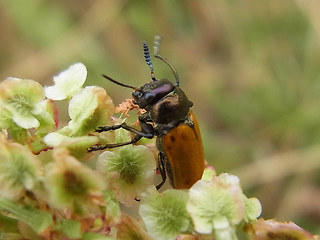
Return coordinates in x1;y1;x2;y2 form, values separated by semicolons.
102;74;139;91
143;42;157;81
154;36;180;86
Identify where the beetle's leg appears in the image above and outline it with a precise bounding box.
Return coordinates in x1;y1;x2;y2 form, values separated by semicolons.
95;124;121;132
156;152;167;190
88;134;143;151
96;122;153;138
88;122;154;151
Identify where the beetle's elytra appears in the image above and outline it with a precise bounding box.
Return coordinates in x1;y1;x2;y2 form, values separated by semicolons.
89;36;205;189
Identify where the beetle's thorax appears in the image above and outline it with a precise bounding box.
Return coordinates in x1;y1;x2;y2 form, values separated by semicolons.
149;87;192;125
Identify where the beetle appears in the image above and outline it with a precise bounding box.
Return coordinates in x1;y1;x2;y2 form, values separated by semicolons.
89;36;205;189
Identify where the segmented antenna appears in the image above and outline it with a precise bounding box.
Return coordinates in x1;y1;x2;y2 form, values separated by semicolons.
143;42;156;81
102;74;138;91
153;36;180;86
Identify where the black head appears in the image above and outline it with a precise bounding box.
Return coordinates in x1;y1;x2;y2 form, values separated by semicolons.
132;79;175;109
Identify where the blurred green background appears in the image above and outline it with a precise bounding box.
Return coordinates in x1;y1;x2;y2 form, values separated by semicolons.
1;0;320;233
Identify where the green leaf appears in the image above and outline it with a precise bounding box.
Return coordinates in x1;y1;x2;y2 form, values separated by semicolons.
54;218;81;239
103;190;121;225
0;213;19;233
0;198;52;233
82;232;116;240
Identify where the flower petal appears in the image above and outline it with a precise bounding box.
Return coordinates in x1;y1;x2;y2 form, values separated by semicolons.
66;86;115;136
45;63;87;100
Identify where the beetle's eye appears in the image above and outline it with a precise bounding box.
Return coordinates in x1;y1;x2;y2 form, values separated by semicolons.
133;91;143;99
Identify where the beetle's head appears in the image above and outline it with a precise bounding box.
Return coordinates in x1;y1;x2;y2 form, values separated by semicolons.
132;79;174;109
102;38;180;110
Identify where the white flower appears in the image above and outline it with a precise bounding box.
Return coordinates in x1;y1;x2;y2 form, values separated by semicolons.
45;63;87;100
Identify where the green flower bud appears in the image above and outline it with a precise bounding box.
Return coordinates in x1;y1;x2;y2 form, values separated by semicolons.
0;136;42;200
243;195;262;223
97;142;155;206
187;174;245;235
0;78;56;144
44;148;106;215
0;77;46;129
139;188;192;240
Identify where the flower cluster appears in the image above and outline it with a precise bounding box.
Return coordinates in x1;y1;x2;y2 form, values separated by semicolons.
0;63;316;240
